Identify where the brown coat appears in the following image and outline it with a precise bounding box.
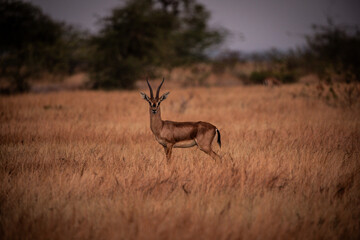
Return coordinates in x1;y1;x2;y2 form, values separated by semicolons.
141;78;221;162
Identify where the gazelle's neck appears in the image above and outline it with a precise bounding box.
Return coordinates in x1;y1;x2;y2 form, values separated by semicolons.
150;108;163;135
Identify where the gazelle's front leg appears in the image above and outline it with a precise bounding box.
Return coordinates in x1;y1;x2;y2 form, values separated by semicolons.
164;144;173;163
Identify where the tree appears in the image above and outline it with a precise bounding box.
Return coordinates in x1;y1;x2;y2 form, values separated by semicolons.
90;0;224;89
0;0;86;93
305;19;360;82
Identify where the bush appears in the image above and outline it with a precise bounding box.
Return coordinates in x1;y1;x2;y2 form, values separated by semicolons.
305;19;360;82
249;71;272;84
275;71;297;84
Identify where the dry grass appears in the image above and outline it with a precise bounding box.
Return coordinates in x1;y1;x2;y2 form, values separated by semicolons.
1;84;359;240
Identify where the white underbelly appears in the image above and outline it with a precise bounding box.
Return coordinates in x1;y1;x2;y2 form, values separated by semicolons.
174;140;197;148
155;136;197;148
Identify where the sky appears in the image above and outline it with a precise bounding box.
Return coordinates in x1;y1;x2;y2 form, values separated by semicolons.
26;0;360;52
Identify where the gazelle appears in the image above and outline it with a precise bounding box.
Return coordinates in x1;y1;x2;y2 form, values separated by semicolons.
140;78;221;162
264;77;281;87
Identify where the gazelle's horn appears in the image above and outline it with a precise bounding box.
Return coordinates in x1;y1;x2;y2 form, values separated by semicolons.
156;78;164;98
146;78;153;98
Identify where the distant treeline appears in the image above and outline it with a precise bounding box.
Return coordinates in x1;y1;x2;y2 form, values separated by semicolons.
0;0;359;93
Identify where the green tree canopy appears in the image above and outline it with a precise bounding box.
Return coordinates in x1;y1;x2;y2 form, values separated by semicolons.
0;0;86;93
90;0;225;89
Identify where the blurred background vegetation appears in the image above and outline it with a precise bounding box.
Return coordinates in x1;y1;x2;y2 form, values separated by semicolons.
0;0;359;94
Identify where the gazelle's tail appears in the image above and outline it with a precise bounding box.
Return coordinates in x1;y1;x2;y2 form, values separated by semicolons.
216;129;221;148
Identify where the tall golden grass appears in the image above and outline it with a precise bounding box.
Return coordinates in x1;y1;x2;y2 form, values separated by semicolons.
1;84;359;239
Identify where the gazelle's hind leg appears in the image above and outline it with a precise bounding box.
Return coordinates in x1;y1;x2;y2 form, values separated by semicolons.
200;148;221;161
196;129;221;161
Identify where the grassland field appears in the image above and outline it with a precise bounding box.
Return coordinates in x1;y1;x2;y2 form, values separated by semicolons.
0;83;359;239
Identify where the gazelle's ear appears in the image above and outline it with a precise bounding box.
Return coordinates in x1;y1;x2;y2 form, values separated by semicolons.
140;92;150;102
160;92;170;102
